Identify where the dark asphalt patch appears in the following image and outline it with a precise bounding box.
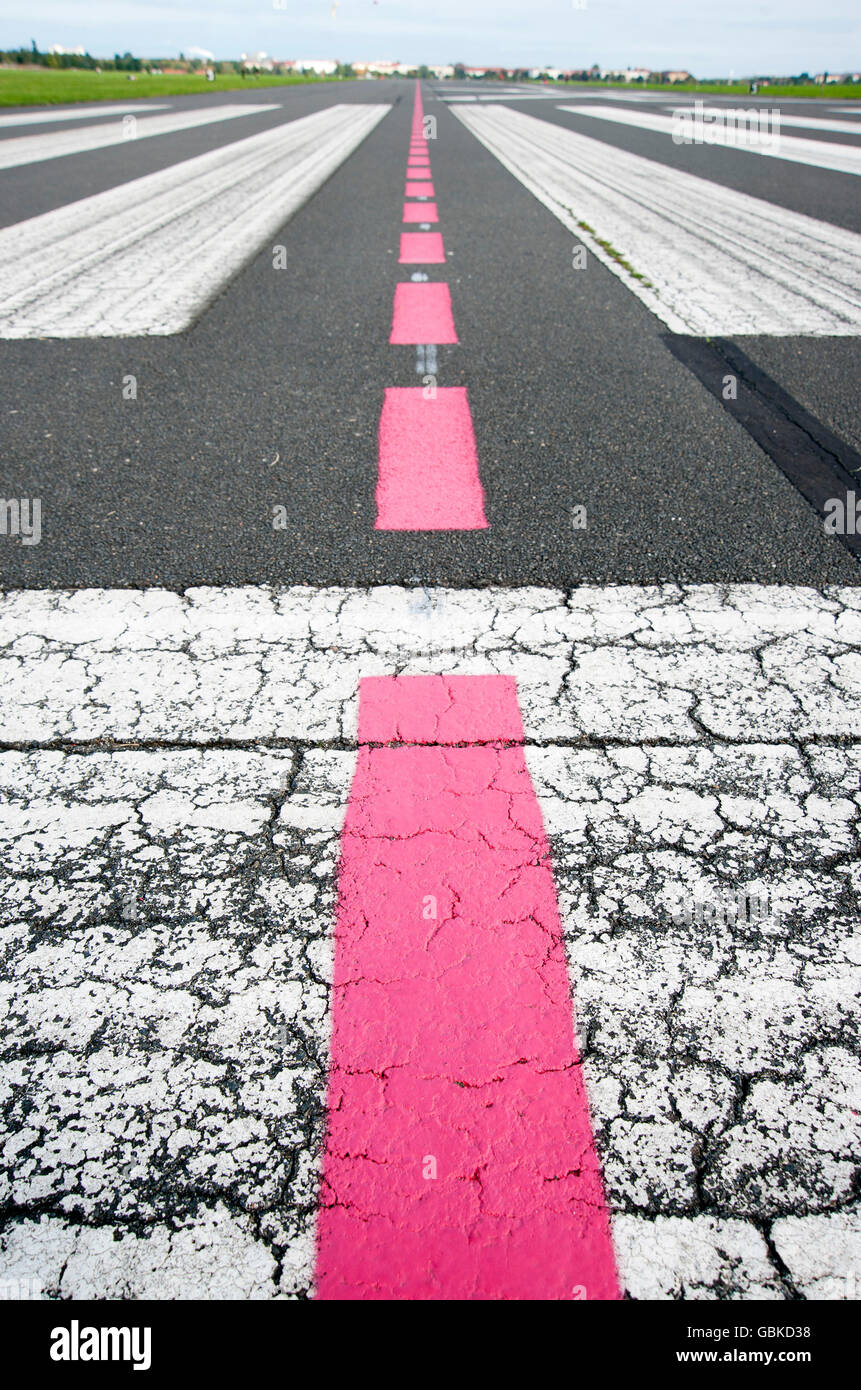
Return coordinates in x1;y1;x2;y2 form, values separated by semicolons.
664;336;861;559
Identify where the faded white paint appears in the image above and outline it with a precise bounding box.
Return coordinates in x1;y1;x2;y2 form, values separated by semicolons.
0;104;390;337
452;104;861;335
0;104;279;171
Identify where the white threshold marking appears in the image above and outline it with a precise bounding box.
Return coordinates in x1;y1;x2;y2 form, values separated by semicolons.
558;103;861;177
0;103;173;129
0;104;279;172
452;103;861;335
0;103;390;338
0;582;858;1301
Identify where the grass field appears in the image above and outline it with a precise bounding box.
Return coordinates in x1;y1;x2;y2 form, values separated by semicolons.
555;79;861;99
0;67;345;106
1;65;859;108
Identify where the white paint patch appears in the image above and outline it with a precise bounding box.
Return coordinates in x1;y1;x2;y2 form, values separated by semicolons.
0;1207;282;1300
3;583;861;745
452;104;861;334
613;1216;783;1300
0;104;279;171
0;584;858;1299
560;103;861;176
0;104;172;128
0;103;389;338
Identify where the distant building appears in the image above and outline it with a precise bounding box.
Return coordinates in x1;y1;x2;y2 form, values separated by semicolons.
354;60;400;77
49;44;85;56
293;58;338;74
241;51;274;72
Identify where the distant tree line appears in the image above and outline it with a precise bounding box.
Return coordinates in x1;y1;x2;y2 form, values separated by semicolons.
0;41;142;70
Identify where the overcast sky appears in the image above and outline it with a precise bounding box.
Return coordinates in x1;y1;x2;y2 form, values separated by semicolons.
3;0;859;74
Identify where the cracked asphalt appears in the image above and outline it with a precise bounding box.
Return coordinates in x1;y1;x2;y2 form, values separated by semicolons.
1;584;859;1298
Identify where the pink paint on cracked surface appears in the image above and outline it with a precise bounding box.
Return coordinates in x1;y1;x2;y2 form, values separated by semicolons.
374;387;487;530
314;674;621;1300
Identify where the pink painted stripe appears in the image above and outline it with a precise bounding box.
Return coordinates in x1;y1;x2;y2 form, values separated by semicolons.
314;674;621;1301
374;387;486;530
407;162;431;174
405;181;435;197
403;201;439;223
389;282;458;345
399;231;445;264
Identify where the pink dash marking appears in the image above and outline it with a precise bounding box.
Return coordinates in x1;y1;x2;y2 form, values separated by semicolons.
405;181;435;198
374;387;486;530
390;282;458;345
407;163;431;175
403;201;439;223
314;674;621;1301
399;231;445;264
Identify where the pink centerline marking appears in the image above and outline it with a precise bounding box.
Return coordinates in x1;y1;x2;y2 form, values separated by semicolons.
389;282;458;345
314;674;621;1300
399;231;445;264
403;201;439;223
405;181;435;197
374;387;486;530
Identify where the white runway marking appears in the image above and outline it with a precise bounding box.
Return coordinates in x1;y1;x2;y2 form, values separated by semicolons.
0;103;389;337
0;583;858;1300
559;103;861;177
452;104;861;334
0;103;279;171
0;103;172;128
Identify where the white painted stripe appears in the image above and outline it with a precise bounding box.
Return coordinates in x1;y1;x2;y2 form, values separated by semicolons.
0;583;857;1301
559;103;861;177
0;103;389;338
452;104;861;334
0;103;279;171
0;103;172;128
2;584;860;745
671;104;861;135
